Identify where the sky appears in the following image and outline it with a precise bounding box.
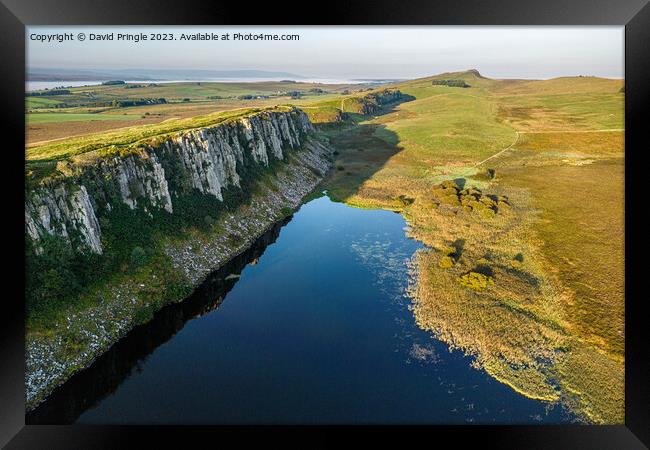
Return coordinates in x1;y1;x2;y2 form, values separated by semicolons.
27;26;624;80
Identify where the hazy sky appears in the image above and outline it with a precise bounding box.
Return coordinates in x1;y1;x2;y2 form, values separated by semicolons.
27;26;624;80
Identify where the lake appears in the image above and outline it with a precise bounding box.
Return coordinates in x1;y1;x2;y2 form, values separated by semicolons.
27;193;573;424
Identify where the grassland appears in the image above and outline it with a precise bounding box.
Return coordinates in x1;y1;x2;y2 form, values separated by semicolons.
319;70;624;423
26;80;372;144
27;112;136;124
24;71;624;423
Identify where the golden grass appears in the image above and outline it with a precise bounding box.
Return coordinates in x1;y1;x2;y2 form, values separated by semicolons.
323;71;625;423
493;82;624;132
516;131;623;156
495;159;625;423
500;162;624;353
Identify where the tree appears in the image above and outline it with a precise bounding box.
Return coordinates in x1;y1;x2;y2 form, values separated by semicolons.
130;246;147;269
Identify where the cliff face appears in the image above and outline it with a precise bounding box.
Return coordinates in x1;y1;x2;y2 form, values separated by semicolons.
358;89;409;115
340;89;413;116
25;107;333;410
26;184;103;254
25;108;313;255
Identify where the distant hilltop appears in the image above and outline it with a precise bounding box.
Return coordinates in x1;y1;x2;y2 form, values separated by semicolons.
467;69;486;79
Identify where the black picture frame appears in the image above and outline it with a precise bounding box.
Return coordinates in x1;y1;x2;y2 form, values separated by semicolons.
1;1;648;447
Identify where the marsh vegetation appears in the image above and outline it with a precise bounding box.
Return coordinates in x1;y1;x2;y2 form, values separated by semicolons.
318;70;624;423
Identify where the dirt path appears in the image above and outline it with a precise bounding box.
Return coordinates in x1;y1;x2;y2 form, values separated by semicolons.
462;127;624;175
518;129;623;134
470;131;521;170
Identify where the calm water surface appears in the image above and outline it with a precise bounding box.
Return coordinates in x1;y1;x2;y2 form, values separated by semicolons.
29;194;572;424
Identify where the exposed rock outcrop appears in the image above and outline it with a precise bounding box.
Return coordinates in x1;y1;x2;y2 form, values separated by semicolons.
25;184;103;254
25;107;313;254
25;107;333;411
357;89;412;115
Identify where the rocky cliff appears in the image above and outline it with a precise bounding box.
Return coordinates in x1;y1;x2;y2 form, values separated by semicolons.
25;107;333;410
357;89;411;115
25;107;313;255
337;89;414;116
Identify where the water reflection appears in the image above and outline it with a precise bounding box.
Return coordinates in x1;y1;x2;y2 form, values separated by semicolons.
26;218;288;424
27;195;572;424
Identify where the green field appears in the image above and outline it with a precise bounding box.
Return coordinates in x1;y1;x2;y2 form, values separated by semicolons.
27;112;136;124
26;80;378;144
26;97;63;108
25;80;367;112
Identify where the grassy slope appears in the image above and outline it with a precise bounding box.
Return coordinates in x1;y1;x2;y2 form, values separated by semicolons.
320;70;624;423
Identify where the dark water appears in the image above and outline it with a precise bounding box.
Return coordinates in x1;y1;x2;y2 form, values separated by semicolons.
28;194;572;424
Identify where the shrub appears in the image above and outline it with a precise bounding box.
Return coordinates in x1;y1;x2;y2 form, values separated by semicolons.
397;195;415;206
479;196;497;207
203;214;215;227
511;252;524;268
497;196;511;210
440;180;459;190
439;256;455;269
457;271;495;291
134;303;156;325
27;89;71;97
25;236;83;320
439;193;461;206
39;269;69;304
130;246;148;269
432;79;470;88
478;207;496;219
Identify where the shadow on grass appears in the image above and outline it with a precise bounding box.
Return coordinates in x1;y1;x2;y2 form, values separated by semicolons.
319;101;413;203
